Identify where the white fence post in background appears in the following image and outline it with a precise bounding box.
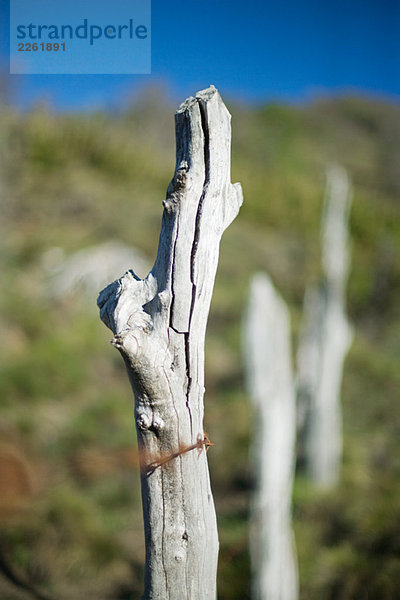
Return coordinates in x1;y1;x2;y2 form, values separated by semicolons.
244;273;298;600
97;86;243;600
297;166;353;488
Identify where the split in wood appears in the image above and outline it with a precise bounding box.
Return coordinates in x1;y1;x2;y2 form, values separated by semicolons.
142;433;214;474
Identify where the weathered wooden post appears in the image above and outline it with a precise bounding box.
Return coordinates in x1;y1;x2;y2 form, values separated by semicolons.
297;166;353;488
244;273;298;600
97;86;243;599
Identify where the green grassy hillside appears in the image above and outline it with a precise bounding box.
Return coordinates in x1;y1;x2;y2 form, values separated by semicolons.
0;89;399;599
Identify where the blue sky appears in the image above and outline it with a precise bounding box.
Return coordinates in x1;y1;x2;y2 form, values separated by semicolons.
1;0;399;109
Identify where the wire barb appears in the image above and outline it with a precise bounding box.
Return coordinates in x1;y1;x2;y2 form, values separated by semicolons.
142;432;214;474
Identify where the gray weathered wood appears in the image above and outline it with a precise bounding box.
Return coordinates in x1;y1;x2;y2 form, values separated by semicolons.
297;166;353;488
97;86;242;599
244;273;298;600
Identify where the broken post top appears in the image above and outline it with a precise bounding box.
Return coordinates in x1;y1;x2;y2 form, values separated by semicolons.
151;85;243;334
176;85;217;112
98;85;242;341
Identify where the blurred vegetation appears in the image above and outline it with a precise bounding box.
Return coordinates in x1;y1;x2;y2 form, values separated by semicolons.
0;87;399;599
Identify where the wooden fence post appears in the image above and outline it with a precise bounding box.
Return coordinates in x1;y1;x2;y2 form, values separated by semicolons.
244;273;298;600
97;86;243;599
297;166;353;488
